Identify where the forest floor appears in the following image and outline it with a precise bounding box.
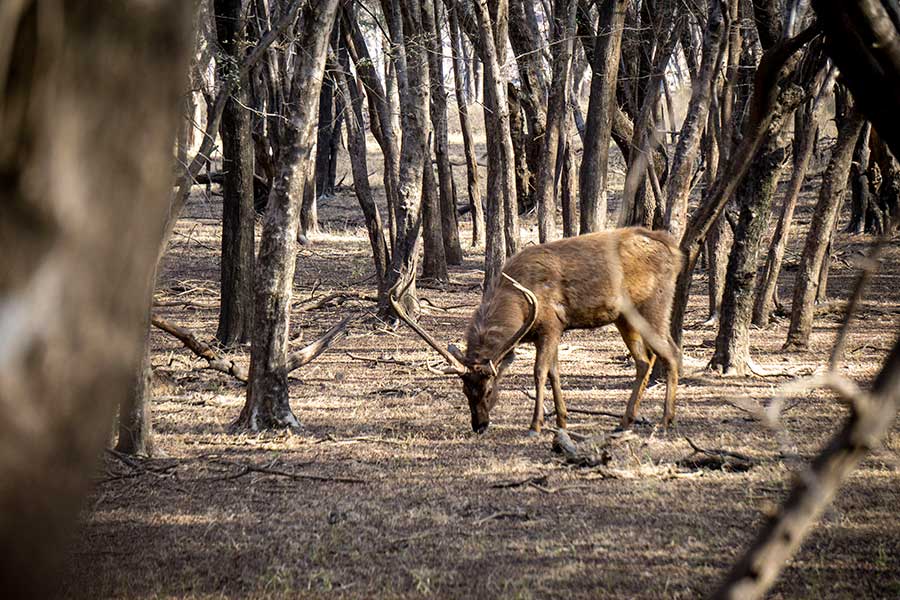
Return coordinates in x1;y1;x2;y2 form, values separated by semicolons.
61;130;900;598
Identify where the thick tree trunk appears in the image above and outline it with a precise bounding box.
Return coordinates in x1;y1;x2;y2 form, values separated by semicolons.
314;71;337;198
0;2;191;593
753;69;834;326
535;0;577;243
115;321;154;456
215;0;256;347
427;0;463;265
235;0;340;431
381;0;433;316
669;25;819;352
665;0;725;238
473;0;518;284
300;155;319;237
785;107;865;350
579;0;627;233
448;3;484;247
508;83;533;215
710;137;790;374
421;156;449;281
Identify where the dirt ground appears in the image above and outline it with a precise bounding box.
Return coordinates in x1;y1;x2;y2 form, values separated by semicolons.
61;119;900;599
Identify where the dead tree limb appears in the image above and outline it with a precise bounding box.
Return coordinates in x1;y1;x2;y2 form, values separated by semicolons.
151;316;248;382
285;317;352;373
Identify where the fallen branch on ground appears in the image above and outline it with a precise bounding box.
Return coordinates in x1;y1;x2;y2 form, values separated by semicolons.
296;291;378;312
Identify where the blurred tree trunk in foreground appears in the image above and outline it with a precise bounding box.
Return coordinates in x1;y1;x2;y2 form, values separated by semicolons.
0;1;191;595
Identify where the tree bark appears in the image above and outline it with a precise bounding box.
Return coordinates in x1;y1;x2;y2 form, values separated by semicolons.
215;0;256;347
381;0;433;316
753;68;834;326
0;1;191;593
785;106;865;350
332;48;390;298
471;0;519;284
421;153;449;281
535;0;577;243
665;0;726;238
448;2;484;247
235;0;340;431
427;0;463;265
579;0;627;233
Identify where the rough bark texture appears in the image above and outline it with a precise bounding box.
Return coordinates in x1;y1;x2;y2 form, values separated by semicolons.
710;133;790;374
332;49;390;298
0;1;191;593
669;24;819;351
535;0;577;243
381;0;433;316
579;0;627;233
473;0;518;284
448;3;484;247
665;0;725;238
753;69;834;326
215;0;256;347
426;1;463;264
235;0;340;431
785;108;865;350
342;4;401;250
421;156;449;281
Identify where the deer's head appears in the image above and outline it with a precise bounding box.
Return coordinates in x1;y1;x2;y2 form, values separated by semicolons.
390;274;537;434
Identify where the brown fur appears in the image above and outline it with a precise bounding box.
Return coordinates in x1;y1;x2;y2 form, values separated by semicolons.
462;227;682;433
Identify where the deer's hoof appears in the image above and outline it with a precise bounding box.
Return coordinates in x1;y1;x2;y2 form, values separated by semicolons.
526;427;541;437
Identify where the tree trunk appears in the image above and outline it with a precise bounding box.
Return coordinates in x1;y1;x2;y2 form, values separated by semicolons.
300;153;319;237
579;0;627;233
215;0;256;347
421;155;449;281
710;136;790;374
669;25;820;352
0;2;191;593
785;106;865;350
427;0;463;265
234;0;340;431
665;0;725;238
535;0;577;243
508;83;533;215
343;4;402;252
115;321;154;456
561;134;579;237
380;0;433;316
314;70;336;199
753;68;834;326
507;0;548;214
473;0;518;284
332;48;390;298
846;121;872;235
448;3;484;247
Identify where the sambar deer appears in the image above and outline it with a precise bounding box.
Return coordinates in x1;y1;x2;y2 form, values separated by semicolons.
391;227;682;434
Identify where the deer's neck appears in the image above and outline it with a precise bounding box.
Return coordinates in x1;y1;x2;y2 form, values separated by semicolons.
466;291;525;363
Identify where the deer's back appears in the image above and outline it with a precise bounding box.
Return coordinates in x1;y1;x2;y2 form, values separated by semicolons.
503;228;681;331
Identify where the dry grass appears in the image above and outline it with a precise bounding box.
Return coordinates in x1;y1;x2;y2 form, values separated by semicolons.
60;121;900;599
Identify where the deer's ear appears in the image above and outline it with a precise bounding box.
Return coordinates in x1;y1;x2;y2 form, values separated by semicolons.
448;343;465;363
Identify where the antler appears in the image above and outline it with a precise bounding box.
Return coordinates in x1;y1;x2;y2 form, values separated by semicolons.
389;285;467;375
490;273;538;370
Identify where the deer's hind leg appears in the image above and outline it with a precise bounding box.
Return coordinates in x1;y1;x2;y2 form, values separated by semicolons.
615;318;656;429
548;346;566;429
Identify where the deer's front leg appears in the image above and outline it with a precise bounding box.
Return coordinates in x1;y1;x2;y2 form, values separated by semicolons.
530;335;558;434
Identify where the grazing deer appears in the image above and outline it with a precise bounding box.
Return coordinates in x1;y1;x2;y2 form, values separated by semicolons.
391;227;682;434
